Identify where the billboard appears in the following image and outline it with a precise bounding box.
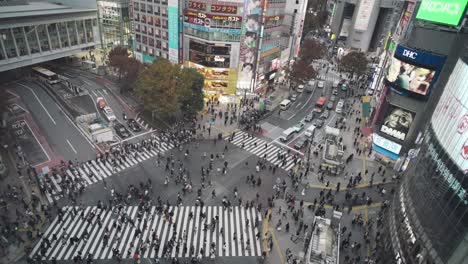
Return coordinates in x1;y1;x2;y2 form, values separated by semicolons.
237;0;263;91
185;61;237;95
385;44;445;98
354;0;376;31
380;105;415;141
431;59;468;172
416;0;468;26
168;0;179;63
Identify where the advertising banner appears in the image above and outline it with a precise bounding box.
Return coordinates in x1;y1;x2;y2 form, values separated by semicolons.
395;0;415;38
354;0;376;31
210;4;238;14
185;61;237;95
188;1;206;11
237;0;264;91
431;59;468;173
168;0;179;63
183;22;242;34
416;0;468;26
380;105;415;141
385;44;446;98
184;10;242;27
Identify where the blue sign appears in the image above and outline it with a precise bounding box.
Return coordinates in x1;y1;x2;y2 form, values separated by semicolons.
184;22;241;34
394;44;446;68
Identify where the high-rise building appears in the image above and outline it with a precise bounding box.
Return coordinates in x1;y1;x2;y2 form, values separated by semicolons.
0;0;100;72
97;0;133;49
132;0;182;64
329;0;403;52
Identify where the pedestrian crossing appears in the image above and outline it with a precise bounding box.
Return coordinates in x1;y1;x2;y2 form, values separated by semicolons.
40;135;174;204
226;131;300;171
31;205;263;260
316;74;341;83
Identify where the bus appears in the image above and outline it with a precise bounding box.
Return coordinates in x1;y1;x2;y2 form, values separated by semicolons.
313;96;327;113
32;66;59;84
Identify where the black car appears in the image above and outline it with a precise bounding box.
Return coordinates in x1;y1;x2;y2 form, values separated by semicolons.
127;119;142;132
294;137;309;149
114;123;131;138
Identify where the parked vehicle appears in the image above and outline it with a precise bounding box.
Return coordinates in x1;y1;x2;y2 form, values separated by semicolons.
297;85;304;93
313;118;325;128
304;125;316;138
102;107;116;122
326;102;334;110
280;99;292;110
96;97;108;110
304;113;314;122
290;93;298;101
317;81;325;89
320;110;330;120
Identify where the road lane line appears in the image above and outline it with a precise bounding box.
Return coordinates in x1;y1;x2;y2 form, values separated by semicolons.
17;83;57;125
66;139;78;154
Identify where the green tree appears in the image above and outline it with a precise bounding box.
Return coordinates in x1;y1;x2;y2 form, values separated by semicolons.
299;39;326;64
108;46;129;80
134;59;204;120
339;51;369;77
121;57;143;93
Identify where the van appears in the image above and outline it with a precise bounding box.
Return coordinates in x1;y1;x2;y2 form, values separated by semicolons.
307;80;316;93
279;127;297;142
280;99;292;110
336;100;344;114
297;85;304;93
304;125;316;138
317;81;325;89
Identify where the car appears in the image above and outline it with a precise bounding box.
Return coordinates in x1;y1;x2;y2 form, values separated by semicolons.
320;110;330;120
294;137;309;149
330;95;337;102
96;97;108;109
313;118;325;128
127;119;142;132
326;101;334;110
290;93;298;101
102;107;116;122
114;122;131;138
332;89;338;96
341;83;348;91
304;113;314;122
293;121;306;132
317;81;325;89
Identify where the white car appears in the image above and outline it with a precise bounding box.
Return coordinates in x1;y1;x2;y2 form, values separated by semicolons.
102;107;116;122
317;81;325;88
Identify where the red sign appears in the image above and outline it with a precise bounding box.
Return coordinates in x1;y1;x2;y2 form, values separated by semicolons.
210;4;237;14
188;1;206;11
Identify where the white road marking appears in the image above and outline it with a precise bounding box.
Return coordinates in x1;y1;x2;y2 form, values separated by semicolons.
17;83;56;125
66;139;78;154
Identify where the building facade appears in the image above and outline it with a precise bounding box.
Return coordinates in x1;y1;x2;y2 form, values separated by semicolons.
97;0;133;49
0;0;100;72
329;0;402;52
132;0;182;64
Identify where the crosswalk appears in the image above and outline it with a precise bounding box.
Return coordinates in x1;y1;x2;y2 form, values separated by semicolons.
40;135;174;204
31;205;262;260
316;74;341;83
226;131;300;171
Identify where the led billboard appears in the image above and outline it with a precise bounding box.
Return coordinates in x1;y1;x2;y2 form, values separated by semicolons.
385;44;445;98
416;0;468;26
380;105;415;141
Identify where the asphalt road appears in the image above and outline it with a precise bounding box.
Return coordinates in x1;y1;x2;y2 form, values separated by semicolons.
12;81;97;162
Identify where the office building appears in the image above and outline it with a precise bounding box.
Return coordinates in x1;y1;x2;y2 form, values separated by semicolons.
0;0;100;72
329;0;402;52
97;0;133;49
132;0;181;64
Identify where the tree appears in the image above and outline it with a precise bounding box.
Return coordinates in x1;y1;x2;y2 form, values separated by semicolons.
299;39;326;64
287;59;317;87
108;46;129;80
121;57;143;93
134;59;205;120
339;51;369;77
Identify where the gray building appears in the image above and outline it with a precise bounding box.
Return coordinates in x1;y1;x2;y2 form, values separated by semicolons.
97;0;133;49
0;0;100;72
330;0;402;52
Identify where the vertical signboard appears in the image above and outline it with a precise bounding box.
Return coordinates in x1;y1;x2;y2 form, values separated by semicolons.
168;0;179;63
354;0;376;31
237;0;263;91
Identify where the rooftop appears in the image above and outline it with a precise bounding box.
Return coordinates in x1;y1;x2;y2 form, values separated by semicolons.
0;1;95;19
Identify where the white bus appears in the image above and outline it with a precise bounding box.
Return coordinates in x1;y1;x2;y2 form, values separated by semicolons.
32;66;59;84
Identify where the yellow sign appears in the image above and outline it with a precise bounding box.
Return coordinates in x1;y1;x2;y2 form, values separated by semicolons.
260;47;281;58
185;61;237;95
331;34;337;40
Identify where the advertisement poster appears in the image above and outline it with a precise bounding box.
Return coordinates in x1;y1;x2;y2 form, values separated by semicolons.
380;105;415;141
431;59;468;172
237;0;263;91
416;0;468;26
386;56;436;96
354;0;376;31
168;0;179;63
185;61;237;95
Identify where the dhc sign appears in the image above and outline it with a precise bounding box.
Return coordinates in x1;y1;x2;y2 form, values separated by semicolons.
402;49;417;59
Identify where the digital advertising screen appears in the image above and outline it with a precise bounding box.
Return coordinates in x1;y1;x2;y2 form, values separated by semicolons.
385;44;446;98
416;0;468;26
379;105;415;142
